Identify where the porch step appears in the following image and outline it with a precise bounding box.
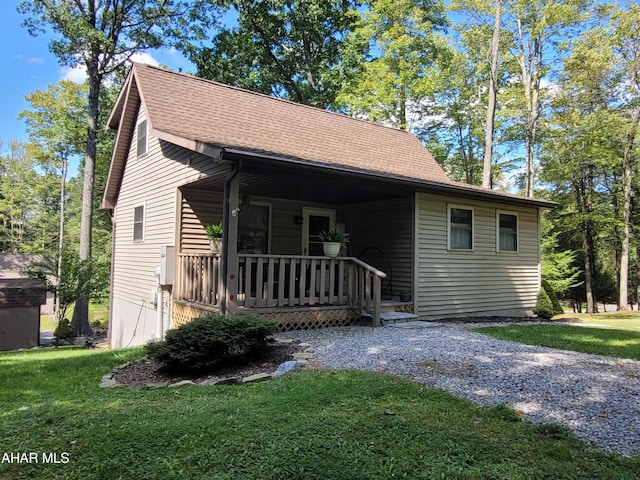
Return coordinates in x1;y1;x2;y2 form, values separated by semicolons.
379;311;419;325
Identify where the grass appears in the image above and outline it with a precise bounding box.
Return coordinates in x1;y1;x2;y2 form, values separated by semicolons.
475;322;640;361
557;310;640;331
0;348;638;479
40;302;109;331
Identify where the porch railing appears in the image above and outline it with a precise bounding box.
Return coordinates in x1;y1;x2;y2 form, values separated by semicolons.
175;253;386;325
176;253;221;307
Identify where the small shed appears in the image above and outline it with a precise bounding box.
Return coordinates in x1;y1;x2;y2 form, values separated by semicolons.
0;255;48;350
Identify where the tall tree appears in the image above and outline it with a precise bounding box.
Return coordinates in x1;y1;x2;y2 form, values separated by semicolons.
612;4;640;310
482;0;501;188
503;0;589;197
336;0;449;130
19;80;87;320
540;24;624;313
18;0;203;335
187;0;358;108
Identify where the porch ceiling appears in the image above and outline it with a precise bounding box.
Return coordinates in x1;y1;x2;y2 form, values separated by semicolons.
187;160;411;204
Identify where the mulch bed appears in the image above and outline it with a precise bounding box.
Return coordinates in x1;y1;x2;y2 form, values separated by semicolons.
113;343;301;388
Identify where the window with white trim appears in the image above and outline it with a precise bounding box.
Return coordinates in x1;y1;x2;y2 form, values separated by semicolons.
137;119;148;157
448;205;473;250
497;211;518;252
133;205;145;242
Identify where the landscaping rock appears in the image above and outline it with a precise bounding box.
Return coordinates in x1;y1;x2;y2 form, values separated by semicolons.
99;377;119;388
144;382;170;389
200;376;242;386
242;373;271;383
271;361;299;378
169;380;196;388
293;352;314;361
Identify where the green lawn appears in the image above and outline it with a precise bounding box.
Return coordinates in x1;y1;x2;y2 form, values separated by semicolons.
557;310;640;331
0;348;638;479
40;302;109;331
475;323;640;361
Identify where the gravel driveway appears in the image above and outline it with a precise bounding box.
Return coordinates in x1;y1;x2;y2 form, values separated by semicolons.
277;323;640;456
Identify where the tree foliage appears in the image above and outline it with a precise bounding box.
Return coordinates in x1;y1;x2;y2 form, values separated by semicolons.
336;0;449;130
18;0;205;334
187;0;358;108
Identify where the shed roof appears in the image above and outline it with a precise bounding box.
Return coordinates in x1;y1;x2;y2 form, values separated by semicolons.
0;254;42;279
0;279;46;308
103;63;556;209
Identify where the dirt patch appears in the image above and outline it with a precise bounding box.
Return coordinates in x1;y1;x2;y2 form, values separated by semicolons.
113;343;302;388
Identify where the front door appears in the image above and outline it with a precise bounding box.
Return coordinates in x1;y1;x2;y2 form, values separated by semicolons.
301;208;336;256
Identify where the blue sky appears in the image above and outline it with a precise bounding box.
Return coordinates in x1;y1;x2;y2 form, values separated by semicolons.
0;1;194;174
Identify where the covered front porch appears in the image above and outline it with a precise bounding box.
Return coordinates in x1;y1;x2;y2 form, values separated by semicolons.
171;155;415;330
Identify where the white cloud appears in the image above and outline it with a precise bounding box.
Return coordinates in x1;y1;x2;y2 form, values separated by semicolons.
60;64;87;83
27;57;45;65
129;51;161;66
58;51;161;83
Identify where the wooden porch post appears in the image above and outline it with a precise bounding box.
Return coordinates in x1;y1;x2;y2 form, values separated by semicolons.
223;174;240;314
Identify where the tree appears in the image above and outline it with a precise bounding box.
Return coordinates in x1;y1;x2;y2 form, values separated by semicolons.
482;0;501;188
19;80;88;317
611;4;640;310
540;24;624;313
336;0;449;130
187;0;358;108
18;0;203;335
419;48;486;184
503;0;589;197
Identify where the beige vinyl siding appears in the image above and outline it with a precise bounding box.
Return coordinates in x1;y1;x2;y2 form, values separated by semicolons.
415;192;540;319
267;197;341;255
179;188;224;253
110;105;227;347
344;197;414;297
179;191;341;255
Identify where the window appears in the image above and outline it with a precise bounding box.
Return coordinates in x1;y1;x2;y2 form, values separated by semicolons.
448;205;473;250
133;205;145;242
137;119;148;157
238;203;271;254
497;212;518;252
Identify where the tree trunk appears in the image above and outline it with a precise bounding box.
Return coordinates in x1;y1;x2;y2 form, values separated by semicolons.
55;155;67;323
618;109;639;310
71;65;100;336
584;172;596;314
482;0;501;189
636;247;640;310
582;227;595;314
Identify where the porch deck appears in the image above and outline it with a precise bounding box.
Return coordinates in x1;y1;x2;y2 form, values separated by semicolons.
175;253;390;328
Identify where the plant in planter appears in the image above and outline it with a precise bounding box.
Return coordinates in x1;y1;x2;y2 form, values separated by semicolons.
205;223;223;253
318;228;349;257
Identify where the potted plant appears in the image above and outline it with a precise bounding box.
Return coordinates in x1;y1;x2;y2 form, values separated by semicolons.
205;223;223;253
399;289;412;302
318;228;349;257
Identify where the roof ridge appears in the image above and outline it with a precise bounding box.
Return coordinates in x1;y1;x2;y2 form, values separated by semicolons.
135;63;416;137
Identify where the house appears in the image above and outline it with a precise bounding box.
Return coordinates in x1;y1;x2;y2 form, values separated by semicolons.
102;63;555;349
0;254;48;350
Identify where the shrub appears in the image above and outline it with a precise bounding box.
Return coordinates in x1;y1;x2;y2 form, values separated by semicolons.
533;289;554;319
542;279;564;315
145;314;278;373
54;318;76;343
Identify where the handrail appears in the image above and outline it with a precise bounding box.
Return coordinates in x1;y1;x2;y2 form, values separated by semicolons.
348;257;387;279
176;252;386;327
